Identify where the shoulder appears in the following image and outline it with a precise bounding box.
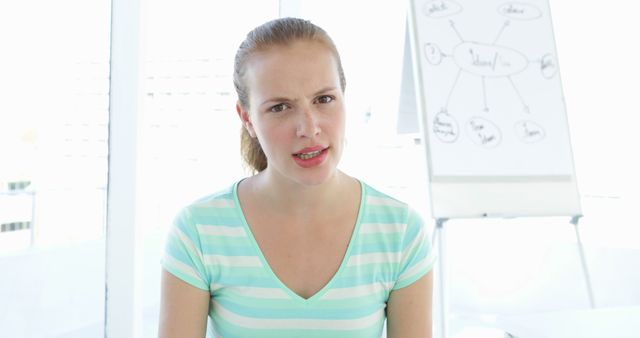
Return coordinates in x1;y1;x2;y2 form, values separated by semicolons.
355;182;434;288
360;181;420;224
188;183;236;210
174;181;242;228
358;181;430;243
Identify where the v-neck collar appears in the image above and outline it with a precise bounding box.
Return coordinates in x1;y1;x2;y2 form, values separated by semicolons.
232;178;366;304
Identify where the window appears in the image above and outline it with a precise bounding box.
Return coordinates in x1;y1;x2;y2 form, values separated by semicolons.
0;0;111;336
0;1;110;252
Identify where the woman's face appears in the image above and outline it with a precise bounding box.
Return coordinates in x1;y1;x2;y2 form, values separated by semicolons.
238;40;346;187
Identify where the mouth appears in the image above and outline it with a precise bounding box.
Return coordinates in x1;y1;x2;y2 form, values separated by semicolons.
295;149;324;160
292;146;329;168
293;146;329;160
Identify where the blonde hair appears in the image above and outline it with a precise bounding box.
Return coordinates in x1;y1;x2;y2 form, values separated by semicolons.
233;17;346;173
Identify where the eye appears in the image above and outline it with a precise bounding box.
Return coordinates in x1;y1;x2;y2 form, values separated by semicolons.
315;95;334;104
269;103;288;113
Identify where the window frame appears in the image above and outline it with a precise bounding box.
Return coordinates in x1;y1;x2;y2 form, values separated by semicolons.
105;0;144;336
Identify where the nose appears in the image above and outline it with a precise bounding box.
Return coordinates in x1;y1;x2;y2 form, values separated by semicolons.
296;108;321;138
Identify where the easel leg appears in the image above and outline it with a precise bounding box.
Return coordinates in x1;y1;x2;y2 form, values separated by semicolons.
571;215;596;309
434;218;448;338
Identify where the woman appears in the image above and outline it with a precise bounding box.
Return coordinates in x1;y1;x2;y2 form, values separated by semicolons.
159;17;435;338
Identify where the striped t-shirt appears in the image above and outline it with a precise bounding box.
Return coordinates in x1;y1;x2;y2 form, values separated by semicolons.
162;179;436;338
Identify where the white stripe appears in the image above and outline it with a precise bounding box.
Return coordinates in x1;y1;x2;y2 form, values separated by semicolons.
400;226;426;263
163;255;204;282
398;251;437;283
173;227;204;262
197;224;247;237
366;196;404;208
323;282;394;300
204;198;235;208
359;222;407;234
211;285;290;299
212;301;385;330
347;252;401;267
204;254;262;267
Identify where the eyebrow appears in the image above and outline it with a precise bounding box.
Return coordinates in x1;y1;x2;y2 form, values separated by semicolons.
313;86;338;97
259;86;338;108
260;96;292;108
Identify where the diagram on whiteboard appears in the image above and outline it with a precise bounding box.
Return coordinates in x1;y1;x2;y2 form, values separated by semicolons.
412;0;575;176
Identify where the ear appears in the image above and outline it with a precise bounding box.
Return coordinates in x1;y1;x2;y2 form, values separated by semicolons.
236;102;256;138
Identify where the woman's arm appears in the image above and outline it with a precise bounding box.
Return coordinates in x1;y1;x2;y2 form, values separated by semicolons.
158;269;210;338
386;271;434;338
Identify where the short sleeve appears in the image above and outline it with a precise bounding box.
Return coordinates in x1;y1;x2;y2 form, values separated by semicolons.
392;208;436;290
161;207;210;291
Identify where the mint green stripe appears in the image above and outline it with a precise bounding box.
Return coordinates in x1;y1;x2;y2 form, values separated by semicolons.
161;260;209;291
211;312;385;338
200;235;249;246
392;256;436;290
200;243;256;256
218;298;382;319
358;232;403;246
216;290;385;314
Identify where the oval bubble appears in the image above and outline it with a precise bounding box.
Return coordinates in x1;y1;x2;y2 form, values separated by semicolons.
424;43;443;65
514;120;546;143
540;53;557;79
453;41;528;78
466;117;501;148
497;2;542;21
432;111;459;143
423;0;462;18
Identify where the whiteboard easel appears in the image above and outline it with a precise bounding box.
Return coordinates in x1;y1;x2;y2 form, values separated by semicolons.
403;1;593;337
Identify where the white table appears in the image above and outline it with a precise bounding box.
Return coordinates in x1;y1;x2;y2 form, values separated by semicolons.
498;306;640;338
450;306;640;338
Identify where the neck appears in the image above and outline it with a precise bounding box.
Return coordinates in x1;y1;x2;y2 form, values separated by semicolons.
249;169;356;218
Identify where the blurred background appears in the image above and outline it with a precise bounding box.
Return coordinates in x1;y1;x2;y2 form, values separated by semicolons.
1;0;638;337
